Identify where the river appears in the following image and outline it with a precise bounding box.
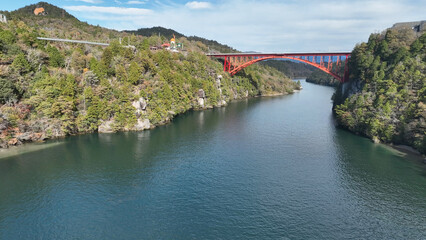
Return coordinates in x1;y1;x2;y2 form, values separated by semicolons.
0;80;425;239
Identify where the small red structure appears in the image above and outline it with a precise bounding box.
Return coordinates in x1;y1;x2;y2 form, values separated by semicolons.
161;43;170;48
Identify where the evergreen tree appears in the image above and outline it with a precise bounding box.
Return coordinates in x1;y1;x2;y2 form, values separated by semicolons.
11;53;30;74
0;78;18;104
46;45;65;68
128;61;141;84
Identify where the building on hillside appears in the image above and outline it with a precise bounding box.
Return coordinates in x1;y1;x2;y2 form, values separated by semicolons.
392;21;426;34
0;14;7;23
34;7;47;16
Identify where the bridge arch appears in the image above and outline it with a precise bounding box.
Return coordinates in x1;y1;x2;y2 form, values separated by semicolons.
231;56;343;81
208;53;351;82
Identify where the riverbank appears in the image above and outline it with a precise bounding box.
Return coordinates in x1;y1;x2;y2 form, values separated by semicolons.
0;4;299;151
300;79;425;163
332;28;425;156
0;86;300;150
390;144;426;163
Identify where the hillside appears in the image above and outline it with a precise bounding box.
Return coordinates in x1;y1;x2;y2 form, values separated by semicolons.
126;27;238;53
260;60;316;79
333;25;426;154
0;3;298;148
306;69;340;86
11;2;77;20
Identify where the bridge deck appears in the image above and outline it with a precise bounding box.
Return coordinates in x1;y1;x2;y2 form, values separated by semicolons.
207;52;351;57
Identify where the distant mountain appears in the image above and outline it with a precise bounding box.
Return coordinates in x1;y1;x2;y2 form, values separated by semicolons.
10;2;77;20
126;26;185;39
126;26;238;53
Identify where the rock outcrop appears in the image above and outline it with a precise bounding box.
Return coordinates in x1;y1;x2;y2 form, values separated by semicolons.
98;120;115;133
132;119;150;131
132;97;147;117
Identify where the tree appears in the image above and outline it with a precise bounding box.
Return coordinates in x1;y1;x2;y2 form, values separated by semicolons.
377;41;390;60
101;47;113;67
115;65;127;82
0;78;18;104
70;50;86;72
410;39;423;55
109;40;123;56
58;74;77;97
0;29;16;45
84;71;99;86
391;47;409;65
11;53;31;74
141;39;149;50
128;61;141;84
46;45;65;68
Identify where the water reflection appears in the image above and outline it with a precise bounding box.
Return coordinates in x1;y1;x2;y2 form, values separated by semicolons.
332;129;426;238
0;141;64;160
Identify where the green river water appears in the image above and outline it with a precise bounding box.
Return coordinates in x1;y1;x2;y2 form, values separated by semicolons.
0;80;425;239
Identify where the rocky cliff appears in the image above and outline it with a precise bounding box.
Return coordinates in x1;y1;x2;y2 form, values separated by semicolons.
333;25;426;154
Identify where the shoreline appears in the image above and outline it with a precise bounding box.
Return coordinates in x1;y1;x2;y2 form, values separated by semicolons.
2;87;424;165
305;80;425;163
390;144;426;163
0;89;298;152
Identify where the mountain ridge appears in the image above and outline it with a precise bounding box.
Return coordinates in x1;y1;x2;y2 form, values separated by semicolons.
125;26;238;53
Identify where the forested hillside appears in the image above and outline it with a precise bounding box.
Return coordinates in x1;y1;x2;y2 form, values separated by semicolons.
0;2;298;148
333;27;426;153
306;69;340;86
126;26;238;53
260;60;316;79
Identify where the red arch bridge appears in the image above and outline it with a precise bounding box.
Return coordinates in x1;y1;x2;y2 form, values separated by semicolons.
207;52;351;82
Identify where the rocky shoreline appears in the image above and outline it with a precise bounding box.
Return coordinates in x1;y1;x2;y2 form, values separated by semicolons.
0;84;299;149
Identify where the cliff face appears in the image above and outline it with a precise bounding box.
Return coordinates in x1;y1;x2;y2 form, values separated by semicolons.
0;3;298;148
333;26;426;154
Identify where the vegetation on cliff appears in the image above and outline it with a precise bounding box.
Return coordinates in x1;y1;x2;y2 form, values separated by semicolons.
333;27;426;153
306;69;340;86
0;2;297;148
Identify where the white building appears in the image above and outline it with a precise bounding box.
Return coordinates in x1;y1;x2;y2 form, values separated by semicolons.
0;14;6;23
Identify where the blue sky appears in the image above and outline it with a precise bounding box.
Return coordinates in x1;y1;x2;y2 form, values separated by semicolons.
2;0;425;52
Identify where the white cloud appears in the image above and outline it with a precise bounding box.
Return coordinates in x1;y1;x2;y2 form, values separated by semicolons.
75;0;103;3
64;0;426;52
114;0;122;4
185;1;212;9
64;5;152;15
127;0;146;4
